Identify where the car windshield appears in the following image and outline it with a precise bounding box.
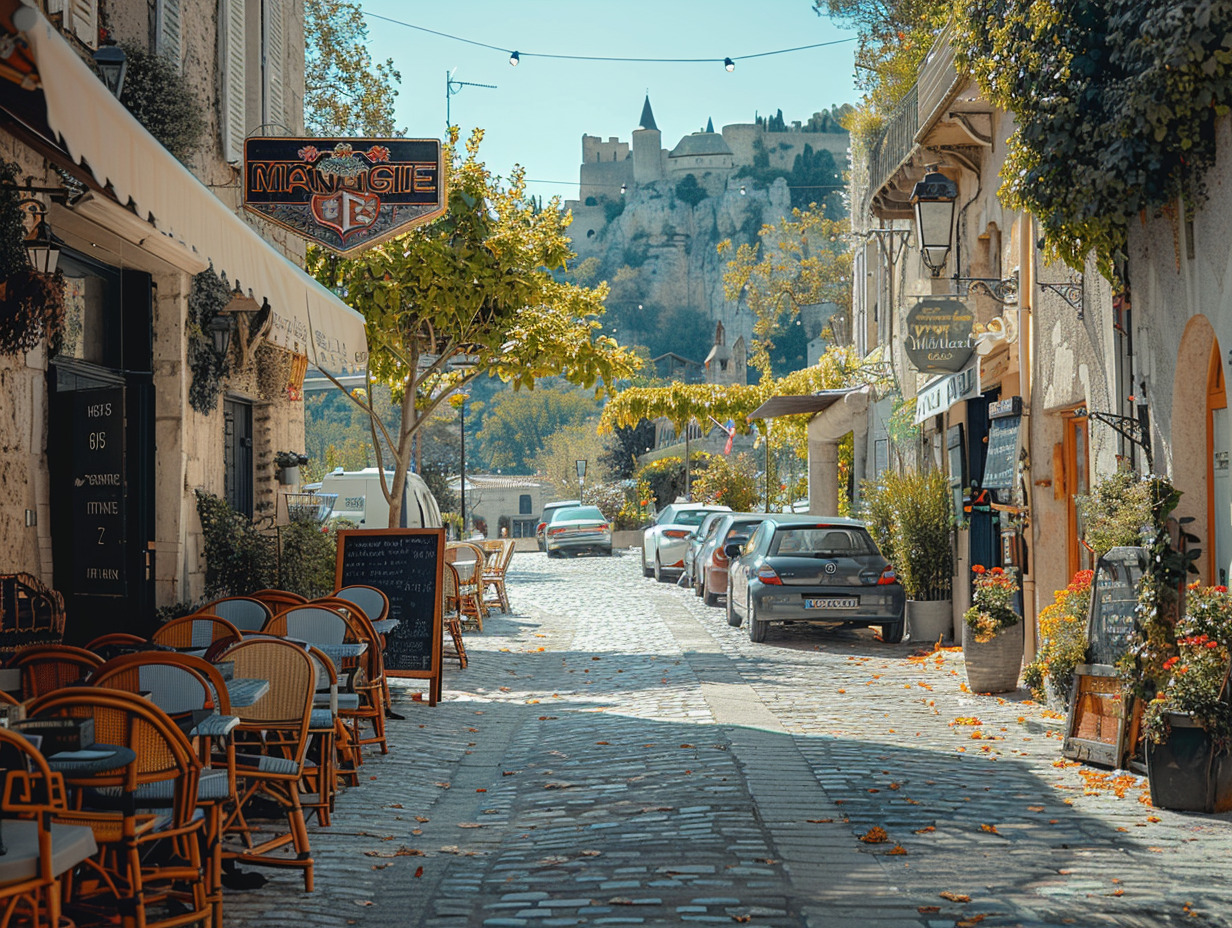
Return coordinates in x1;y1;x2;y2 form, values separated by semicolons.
673;510;714;528
553;507;605;522
769;526;877;557
725;519;764;540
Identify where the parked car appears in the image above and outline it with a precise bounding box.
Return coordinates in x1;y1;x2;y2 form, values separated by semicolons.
535;499;581;551
680;511;729;592
725;515;904;644
695;513;768;606
641;502;732;582
544;505;612;557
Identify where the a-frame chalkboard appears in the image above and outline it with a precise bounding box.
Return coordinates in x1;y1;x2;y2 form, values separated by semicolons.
335;528;445;705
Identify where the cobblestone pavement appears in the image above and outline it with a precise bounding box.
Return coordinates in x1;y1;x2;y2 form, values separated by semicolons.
222;550;1232;928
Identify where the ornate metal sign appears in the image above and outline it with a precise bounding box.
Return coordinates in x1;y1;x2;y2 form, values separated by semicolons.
243;138;446;254
904;297;976;374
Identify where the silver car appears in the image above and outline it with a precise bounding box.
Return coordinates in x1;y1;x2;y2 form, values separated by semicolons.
641;503;732;583
681;511;729;592
544;505;612;557
726;515;905;644
695;513;767;606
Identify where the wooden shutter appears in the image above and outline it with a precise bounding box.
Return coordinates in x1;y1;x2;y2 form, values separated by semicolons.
262;0;287;130
157;0;183;70
48;0;98;47
219;0;247;162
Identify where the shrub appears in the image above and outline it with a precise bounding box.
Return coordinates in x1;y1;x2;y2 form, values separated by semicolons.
277;521;340;600
194;490;276;598
690;453;759;512
1023;570;1093;702
1077;466;1153;558
636;453;712;512
878;470;953;601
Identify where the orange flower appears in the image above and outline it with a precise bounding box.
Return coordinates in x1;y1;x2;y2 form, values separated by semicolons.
971;565;986;574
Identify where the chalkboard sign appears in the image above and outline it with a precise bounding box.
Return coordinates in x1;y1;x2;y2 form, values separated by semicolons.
335;529;445;704
982;415;1020;492
72;387;126;596
1087;546;1147;668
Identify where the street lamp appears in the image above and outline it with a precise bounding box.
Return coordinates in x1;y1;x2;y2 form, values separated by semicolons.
19;199;60;274
445;70;497;131
576;459;587;502
910;169;958;276
451;355;478;538
93;42;128;98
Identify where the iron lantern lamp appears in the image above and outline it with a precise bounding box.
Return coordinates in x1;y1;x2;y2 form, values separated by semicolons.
20;199;60;274
207;313;233;356
93;42;128;98
910;170;958;276
576;459;587;501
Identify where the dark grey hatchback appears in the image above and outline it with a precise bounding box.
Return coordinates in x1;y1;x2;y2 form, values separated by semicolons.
725;515;905;644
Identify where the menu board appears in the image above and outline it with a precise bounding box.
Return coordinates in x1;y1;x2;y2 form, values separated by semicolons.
72;387;126;596
1087;547;1147;668
335;529;445;703
982;415;1021;492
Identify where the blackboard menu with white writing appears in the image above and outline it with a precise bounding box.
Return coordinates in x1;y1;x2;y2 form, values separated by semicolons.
1088;547;1147;668
336;529;444;686
72;387;126;596
982;415;1021;492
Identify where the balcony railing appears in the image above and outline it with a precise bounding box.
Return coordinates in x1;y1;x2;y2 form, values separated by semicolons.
916;23;958;132
865;83;918;211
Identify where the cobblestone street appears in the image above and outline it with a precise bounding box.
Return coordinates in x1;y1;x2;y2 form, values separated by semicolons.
224;551;1232;928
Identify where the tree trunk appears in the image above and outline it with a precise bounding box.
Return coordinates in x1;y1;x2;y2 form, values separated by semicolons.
386;379;418;528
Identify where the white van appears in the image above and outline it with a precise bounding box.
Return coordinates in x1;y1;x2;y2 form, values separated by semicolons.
317;468;443;529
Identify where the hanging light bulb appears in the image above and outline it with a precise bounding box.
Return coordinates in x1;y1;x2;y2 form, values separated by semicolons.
724;57;735;72
509;50;520;66
739;185;747;196
620;183;627;196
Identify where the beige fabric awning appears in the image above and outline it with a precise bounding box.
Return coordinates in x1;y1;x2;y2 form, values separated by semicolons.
22;12;367;374
749;390;856;420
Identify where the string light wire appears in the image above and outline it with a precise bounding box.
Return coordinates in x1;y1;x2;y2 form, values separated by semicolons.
361;12;855;66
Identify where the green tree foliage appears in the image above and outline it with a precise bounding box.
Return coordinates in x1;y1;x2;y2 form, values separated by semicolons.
691;452;761;511
309;129;639;526
953;0;1232;277
674;174;708;207
475;387;599;473
600;420;657;478
305;0;401;135
719;210;852;381
534;422;611;499
736;140;846;214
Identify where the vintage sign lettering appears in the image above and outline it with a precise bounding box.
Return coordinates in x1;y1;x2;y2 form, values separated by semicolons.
244;138;446;254
904;297;976;374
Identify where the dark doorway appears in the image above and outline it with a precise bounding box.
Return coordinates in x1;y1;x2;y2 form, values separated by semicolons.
966;388;1002;573
224;398;254;518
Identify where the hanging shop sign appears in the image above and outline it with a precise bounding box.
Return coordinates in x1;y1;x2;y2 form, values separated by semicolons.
914;362;981;425
243;138;446;254
904;297;976;373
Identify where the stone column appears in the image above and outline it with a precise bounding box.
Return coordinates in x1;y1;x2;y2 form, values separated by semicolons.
805;388;872;516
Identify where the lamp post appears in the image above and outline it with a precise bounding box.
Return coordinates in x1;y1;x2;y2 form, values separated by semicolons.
576;459;587;502
910;169;958;276
93;42;128;98
446;70;496;131
458;394;469;538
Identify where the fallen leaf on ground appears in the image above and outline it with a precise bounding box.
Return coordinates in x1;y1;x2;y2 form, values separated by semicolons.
980;824;998;834
940;891;971;903
355;900;376;906
860;826;889;843
887;845;908;855
414;866;424;878
918;905;940;913
914;825;935;834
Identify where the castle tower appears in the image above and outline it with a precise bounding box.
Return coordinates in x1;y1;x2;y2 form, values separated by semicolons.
705;321;746;385
632;94;665;185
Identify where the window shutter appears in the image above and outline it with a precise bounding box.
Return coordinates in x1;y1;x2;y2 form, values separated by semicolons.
262;0;287;130
48;0;98;48
219;0;247;162
157;0;183;70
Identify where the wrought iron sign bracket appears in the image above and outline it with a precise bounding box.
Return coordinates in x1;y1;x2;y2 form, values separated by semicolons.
953;274;1019;305
1039;275;1086;319
1081;406;1153;471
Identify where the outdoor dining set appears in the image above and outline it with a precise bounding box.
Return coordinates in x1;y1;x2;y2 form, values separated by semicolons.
0;537;516;928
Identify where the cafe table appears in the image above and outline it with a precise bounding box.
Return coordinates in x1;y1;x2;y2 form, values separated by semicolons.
223;678;270;708
45;743;137;776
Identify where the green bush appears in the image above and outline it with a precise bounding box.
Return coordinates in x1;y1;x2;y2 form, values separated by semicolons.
691;453;759;512
277;521;339;600
636;452;712;512
1077;465;1153;558
874;470;953;601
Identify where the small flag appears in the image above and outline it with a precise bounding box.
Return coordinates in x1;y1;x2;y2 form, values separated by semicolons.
723;419;736;455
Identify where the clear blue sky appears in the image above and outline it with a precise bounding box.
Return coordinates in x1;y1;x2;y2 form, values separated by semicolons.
358;1;858;204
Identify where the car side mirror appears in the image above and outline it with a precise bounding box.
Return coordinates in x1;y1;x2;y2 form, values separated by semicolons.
723;540;746;559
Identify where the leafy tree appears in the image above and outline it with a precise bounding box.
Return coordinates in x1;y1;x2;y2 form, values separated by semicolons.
535;422;611;499
305;0;401;135
600;420;657;478
475;387;599;473
309;129;639;526
691;452;761;512
719;209;852;381
675;174;708;207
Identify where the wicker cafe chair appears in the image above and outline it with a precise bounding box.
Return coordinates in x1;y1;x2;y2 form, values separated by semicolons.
150;615;241;658
332;585;394;633
445;544;485;631
440;565;468;670
84;633;150;654
309;597;392;749
91;655;238;928
197;597;272;634
8;644;104;699
248;589;308;616
0;727;98;928
218;637;315;892
480;539;515;614
25;686;209;928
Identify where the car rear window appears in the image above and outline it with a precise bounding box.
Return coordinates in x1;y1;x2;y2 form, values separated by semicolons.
553;507;605;522
725;519;764;540
674;510;714;528
769;526;877;557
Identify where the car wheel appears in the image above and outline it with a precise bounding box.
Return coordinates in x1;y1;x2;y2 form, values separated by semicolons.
881;620;905;644
703;587;719;608
603;547;613;556
641;547;653;577
654;554;666;583
747;597;767;643
726;583;742;627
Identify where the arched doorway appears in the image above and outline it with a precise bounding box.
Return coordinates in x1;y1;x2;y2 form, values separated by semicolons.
1208;341;1229;585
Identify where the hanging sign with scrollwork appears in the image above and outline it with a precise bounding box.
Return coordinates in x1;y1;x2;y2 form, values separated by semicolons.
243;138;446;254
904;296;976;374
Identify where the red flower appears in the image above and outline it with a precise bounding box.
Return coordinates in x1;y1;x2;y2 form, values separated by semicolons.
1163;656;1179;671
990;567;1004;575
971;565;986;574
1208;640;1220;649
1217;585;1228;594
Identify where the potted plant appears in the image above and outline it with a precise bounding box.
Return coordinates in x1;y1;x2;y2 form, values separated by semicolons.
869;470;954;643
963;565;1023;693
1141;583;1232;813
1023;569;1094;707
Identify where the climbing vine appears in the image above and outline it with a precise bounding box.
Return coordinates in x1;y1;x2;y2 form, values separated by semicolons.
952;0;1232;278
187;267;232;414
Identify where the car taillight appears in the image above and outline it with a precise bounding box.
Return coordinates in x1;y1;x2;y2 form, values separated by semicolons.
664;529;690;539
712;548;728;566
756;565;782;585
537;522;546;533
878;565;899;585
549;527;568;535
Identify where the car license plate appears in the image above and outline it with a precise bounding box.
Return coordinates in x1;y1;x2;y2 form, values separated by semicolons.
805;597;858;609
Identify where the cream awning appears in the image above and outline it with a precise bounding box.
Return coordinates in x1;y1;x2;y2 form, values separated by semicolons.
22;11;367;374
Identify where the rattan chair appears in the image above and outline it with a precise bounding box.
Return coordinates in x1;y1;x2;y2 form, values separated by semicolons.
197;597;272;633
151;615;241;658
445;543;486;630
441;565;468;670
332;585;394;633
217;637;315;892
83;632;149;654
248;589;308;616
0;726;98;928
8;644;103;699
26;686;208;928
479;539;515;614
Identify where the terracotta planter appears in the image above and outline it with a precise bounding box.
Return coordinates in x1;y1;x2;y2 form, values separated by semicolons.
962;620;1024;694
907;599;952;644
1146;712;1232;813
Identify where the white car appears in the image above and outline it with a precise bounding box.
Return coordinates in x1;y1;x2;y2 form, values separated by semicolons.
641;502;732;583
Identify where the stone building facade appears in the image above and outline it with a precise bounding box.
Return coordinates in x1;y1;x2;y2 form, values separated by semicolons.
0;0;365;641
